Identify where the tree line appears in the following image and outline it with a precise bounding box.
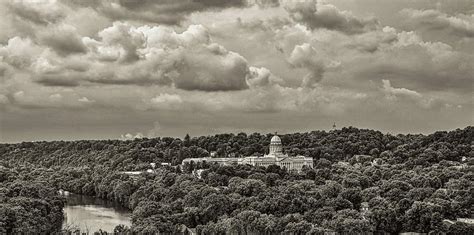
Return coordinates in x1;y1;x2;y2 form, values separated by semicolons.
0;126;472;234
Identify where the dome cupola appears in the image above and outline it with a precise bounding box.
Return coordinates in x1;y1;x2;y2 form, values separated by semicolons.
271;135;282;144
269;132;283;155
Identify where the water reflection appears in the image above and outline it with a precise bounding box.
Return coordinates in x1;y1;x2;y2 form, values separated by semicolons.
61;191;131;233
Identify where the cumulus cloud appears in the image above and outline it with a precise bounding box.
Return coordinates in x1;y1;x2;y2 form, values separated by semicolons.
1;0;472;142
48;93;62;101
175;42;249;91
381;79;422;100
0;37;44;70
38;24;88;56
96;21;145;62
120;132;144;140
78;96;94;103
380;79;438;109
149;93;183;110
151;93;183;104
401;8;474;38
1;23;254;91
246;66;282;87
288;43;325;87
283;0;378;34
92;23;251;91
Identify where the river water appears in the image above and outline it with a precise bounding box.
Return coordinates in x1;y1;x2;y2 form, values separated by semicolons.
61;191;132;233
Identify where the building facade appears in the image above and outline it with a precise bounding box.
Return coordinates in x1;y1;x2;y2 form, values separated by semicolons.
182;134;313;172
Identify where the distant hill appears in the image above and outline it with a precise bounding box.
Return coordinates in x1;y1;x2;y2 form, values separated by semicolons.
1;126;472;171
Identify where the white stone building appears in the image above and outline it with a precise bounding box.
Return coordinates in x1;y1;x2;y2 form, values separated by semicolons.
182;134;313;172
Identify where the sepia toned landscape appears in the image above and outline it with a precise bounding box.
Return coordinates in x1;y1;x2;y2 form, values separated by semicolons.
0;0;473;234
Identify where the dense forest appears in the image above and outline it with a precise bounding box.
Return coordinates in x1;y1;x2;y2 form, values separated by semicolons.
0;126;473;234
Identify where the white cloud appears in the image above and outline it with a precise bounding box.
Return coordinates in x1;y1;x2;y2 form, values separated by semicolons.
27;23;253;91
288;43;325;87
381;79;422;100
120;132;144;140
381;80;438;109
283;0;379;34
151;93;183;105
0;0;472;141
0;37;44;69
13;90;24;99
246;66;280;87
49;93;62;100
401;8;474;38
78;96;94;103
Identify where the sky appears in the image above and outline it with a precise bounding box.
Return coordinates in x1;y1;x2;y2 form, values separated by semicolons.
0;0;473;142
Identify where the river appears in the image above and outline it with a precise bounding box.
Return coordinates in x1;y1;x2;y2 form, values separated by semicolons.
61;191;132;233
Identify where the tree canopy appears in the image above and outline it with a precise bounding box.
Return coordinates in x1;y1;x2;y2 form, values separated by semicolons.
0;126;472;234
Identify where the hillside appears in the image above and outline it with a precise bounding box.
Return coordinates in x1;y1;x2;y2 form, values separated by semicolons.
0;127;472;233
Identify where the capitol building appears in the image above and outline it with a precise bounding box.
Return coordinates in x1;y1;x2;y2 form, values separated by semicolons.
182;134;313;172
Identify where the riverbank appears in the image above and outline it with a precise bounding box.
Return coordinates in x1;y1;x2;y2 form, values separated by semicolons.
61;191;131;233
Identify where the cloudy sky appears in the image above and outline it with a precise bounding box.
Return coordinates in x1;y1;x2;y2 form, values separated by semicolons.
0;0;473;142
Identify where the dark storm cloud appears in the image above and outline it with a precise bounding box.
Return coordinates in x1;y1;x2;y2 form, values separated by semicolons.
7;0;65;25
39;25;88;56
36;78;80;87
36;74;81;87
65;0;248;25
284;0;378;34
116;0;246;9
255;0;280;8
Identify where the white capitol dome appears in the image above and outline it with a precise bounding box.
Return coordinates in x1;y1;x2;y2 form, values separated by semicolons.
270;135;282;143
269;134;283;155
